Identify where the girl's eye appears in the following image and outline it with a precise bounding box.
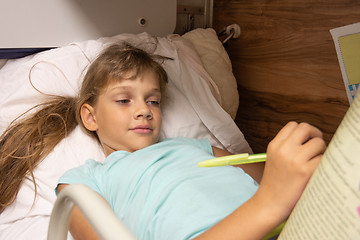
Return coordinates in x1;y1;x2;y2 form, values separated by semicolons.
116;99;130;104
147;100;160;105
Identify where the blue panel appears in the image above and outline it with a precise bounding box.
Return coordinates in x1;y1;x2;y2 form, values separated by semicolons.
0;48;53;59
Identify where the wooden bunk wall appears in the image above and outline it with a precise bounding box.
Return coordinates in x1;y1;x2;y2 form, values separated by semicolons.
213;0;360;153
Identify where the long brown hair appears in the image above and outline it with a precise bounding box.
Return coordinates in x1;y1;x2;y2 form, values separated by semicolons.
0;43;168;213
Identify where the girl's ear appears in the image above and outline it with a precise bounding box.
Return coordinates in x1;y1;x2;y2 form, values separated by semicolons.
81;104;98;131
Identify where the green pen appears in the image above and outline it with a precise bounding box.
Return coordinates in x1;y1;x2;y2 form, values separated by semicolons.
198;153;267;167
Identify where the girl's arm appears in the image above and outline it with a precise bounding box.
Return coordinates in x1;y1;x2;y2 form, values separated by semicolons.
196;121;326;240
57;184;100;240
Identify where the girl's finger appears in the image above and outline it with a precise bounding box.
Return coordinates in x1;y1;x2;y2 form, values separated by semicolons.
287;122;323;146
272;121;299;142
301;136;326;162
305;154;323;174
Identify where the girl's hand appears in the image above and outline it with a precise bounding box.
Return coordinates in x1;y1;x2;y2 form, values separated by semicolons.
195;122;326;240
256;121;326;221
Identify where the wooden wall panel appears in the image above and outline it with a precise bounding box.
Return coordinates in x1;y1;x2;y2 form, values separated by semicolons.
213;0;360;153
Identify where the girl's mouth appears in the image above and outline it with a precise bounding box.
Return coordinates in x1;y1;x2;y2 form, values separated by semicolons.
130;125;153;134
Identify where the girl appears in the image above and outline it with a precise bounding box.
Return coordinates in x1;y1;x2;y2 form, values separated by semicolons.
1;43;326;240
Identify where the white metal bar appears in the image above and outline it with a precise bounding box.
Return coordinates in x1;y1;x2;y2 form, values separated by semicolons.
48;184;136;240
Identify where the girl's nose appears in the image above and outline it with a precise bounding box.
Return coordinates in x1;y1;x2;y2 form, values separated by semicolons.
134;103;153;119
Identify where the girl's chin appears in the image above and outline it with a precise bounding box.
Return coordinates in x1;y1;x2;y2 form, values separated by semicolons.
131;138;158;151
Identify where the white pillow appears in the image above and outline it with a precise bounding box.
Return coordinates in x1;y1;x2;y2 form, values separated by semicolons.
182;28;239;119
0;31;251;239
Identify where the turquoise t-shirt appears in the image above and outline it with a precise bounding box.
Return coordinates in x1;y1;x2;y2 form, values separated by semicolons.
58;138;258;240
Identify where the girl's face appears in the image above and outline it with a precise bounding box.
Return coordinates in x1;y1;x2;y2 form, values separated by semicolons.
81;70;163;156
